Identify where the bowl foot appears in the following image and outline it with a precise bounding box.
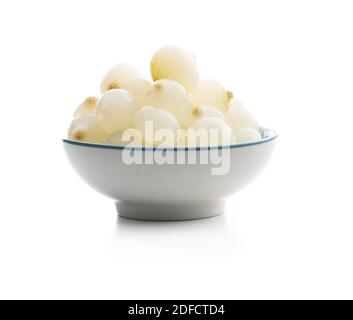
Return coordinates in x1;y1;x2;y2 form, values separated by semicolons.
115;200;225;221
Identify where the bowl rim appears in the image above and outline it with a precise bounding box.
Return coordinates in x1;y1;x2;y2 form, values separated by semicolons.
62;126;277;151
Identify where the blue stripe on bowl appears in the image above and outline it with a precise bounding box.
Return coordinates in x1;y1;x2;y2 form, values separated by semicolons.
62;127;278;151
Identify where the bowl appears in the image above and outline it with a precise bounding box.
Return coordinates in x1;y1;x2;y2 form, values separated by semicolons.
63;127;277;221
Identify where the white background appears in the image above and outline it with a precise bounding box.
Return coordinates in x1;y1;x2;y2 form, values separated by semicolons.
0;0;352;299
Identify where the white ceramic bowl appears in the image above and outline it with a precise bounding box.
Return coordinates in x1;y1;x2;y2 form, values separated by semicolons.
63;127;277;221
